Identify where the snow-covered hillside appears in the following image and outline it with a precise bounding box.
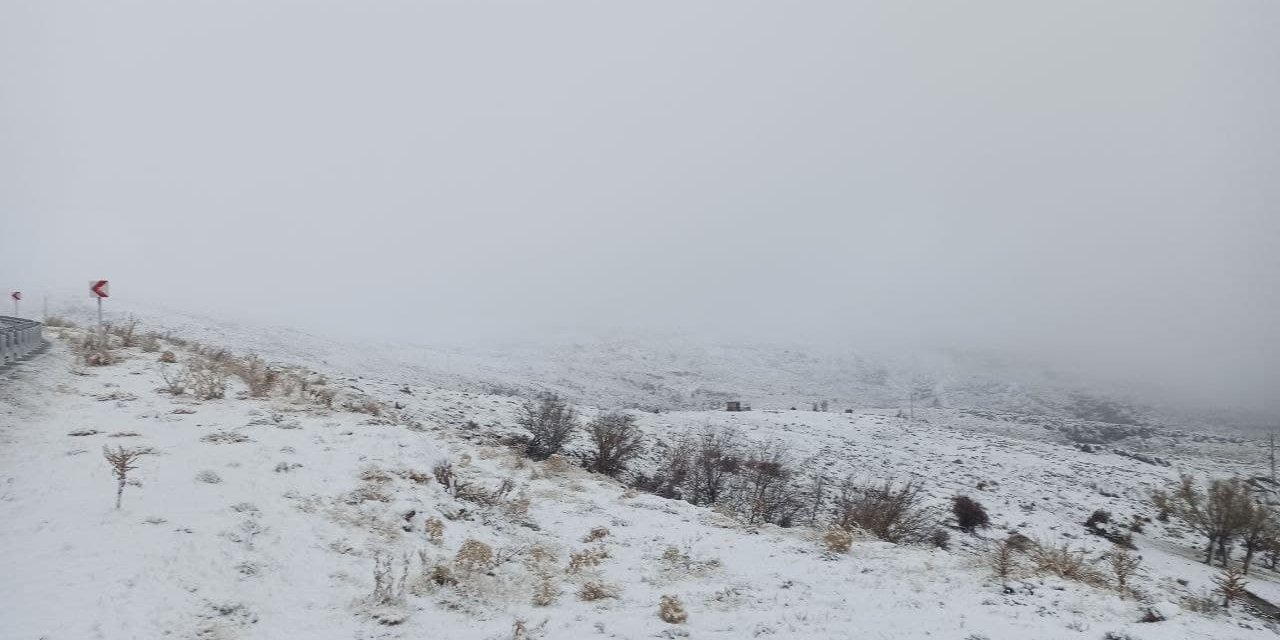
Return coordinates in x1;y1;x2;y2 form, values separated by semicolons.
39;297;1275;436
2;316;1278;639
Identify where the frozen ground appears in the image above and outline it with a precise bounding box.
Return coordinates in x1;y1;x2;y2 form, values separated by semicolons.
1;316;1278;639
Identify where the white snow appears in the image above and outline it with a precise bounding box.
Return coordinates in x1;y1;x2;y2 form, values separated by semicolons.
2;316;1278;639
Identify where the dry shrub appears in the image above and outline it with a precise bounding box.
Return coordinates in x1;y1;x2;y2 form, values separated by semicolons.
192;343;233;364
543;455;570;473
1085;509;1112;528
930;528;951;550
310;387;336;408
103;445;146;509
1107;549;1142;596
454;539;495;573
159;365;187;395
139;333;161;352
1031;539;1105;585
990;539;1019;581
1005;533;1034;552
456;483;502;506
835;478;934;544
583;527;610;543
159;350;177;363
108;318;139;347
520;392;578;460
345;397;384;416
577;582;619;601
568;546;609;572
531;574;561;607
424;518;444;545
427;564;457;587
658;545;721;577
433;461;456;490
43;315;76;328
1180;591;1220;615
1214;563;1248;608
586;412;644;476
368;550;407;609
360;467;394;483
822;528;853;554
201;430;251;444
502;493;532;520
186;361;227;400
232;355;277;397
343;483;392;504
76;331;114;366
658;595;688;623
953;495;991;532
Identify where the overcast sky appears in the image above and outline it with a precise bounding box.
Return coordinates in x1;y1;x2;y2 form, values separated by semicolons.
2;1;1278;412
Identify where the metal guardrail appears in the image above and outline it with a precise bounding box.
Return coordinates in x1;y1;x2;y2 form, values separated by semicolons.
0;316;44;364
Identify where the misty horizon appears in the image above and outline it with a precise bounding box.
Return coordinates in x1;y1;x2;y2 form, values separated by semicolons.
3;1;1277;416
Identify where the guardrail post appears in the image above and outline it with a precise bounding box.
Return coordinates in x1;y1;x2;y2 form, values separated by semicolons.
0;316;45;365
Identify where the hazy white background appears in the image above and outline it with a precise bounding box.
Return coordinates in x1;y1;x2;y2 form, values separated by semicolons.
2;1;1277;412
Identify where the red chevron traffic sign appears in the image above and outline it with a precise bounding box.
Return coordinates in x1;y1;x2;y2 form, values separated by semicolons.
90;280;109;298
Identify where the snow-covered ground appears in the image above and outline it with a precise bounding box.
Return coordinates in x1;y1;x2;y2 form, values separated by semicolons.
2;316;1278;639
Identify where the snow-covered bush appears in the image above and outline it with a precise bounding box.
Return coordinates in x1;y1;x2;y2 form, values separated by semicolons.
158;364;187;395
658;595;688;623
567;546;609;572
75;331;114;366
1031;539;1105;585
424;517;444;545
822;528;853;554
230;355;277;397
577;581;619;601
531;574;560;607
187;361;228;400
139;333;160;352
454;539;495;573
107;317;139;347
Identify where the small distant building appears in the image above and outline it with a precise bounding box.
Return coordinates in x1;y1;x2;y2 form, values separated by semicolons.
726;401;750;412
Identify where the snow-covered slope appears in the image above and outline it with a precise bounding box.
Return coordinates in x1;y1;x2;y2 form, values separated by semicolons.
41;296;1273;435
2;315;1278;639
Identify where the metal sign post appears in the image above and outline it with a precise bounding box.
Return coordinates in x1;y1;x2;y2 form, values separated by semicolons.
90;280;110;328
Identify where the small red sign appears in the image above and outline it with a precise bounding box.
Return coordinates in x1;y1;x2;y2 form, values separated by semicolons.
10;291;20;301
90;280;110;298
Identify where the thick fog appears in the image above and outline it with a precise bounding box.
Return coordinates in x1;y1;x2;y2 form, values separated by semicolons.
2;1;1277;413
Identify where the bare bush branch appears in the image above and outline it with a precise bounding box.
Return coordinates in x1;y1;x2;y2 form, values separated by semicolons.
835;477;934;544
520;392;578;460
103;445;146;509
586;412;644;476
